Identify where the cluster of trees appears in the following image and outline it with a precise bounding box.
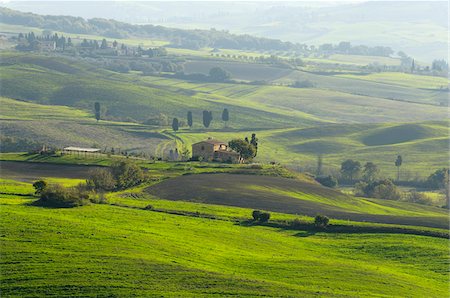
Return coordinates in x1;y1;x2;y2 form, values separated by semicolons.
33;181;92;208
211;53;305;69
172;67;232;83
86;160;145;191
16;31;72;51
31;159;146;207
171;108;230;132
228;134;258;162
317;41;394;57
290;80;315;88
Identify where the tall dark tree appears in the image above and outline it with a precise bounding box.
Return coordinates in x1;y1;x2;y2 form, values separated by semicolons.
100;38;108;49
94;102;101;122
221;108;229;128
395;155;403;181
250;133;258;157
202;110;212;128
187;111;193;128
316;155;323;176
172;118;179;132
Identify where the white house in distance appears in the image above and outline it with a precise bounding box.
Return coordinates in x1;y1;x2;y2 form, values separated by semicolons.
62;146;101;157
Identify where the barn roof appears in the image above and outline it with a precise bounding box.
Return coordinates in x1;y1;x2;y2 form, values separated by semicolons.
63;147;100;152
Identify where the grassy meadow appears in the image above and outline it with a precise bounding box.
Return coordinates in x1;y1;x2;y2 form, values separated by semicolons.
1;173;449;297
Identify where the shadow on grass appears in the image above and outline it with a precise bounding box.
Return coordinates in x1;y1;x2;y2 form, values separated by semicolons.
236;219;449;239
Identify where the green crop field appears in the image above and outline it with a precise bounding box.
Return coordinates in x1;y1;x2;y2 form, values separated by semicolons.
1;174;449;297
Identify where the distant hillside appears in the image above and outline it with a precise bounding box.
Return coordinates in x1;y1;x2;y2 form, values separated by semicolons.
0;6;399;57
146;173;448;229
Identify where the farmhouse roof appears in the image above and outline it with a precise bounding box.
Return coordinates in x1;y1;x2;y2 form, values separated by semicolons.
63;147;100;153
194;138;226;145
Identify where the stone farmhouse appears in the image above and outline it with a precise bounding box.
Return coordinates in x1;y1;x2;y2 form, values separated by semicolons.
192;138;240;163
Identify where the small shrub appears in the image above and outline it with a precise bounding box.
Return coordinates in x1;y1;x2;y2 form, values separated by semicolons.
290;218;304;229
32;180;47;195
252;210;262;221
258;212;271;223
404;191;433;205
251;210;270;222
314;214;329;228
315;175;338;188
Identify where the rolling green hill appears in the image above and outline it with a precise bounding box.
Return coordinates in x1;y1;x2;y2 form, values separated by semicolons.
1;182;449;297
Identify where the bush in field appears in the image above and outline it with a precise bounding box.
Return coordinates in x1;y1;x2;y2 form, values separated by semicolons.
209;67;231;82
32;180;47;195
315;175;338;188
405;191;433;206
38;184;90;208
355;179;401;200
258;212;271;223
252;210;262;221
86;168;115;191
251;210;270;222
111;160;144;190
144;204;154;210
290;80;315;88
314;214;329;228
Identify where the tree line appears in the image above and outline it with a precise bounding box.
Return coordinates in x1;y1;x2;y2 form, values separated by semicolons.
315;156;449;207
2;7;404;57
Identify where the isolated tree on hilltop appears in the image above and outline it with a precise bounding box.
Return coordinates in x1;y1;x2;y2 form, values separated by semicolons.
172;118;179;132
221;108;229;128
94;102;101;122
187;111;193;128
395;155;403;181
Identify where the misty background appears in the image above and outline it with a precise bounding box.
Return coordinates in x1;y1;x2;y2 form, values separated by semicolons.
2;1;448;62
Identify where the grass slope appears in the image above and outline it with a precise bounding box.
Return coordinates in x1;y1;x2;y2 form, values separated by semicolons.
1;198;448;297
0;97;172;154
0;52;318;130
146;173;448;229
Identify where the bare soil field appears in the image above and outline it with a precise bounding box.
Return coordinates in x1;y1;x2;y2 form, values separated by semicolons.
0;161;99;181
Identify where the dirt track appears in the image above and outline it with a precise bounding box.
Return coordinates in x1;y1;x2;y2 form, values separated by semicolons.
0;161;100;182
146;173;449;229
